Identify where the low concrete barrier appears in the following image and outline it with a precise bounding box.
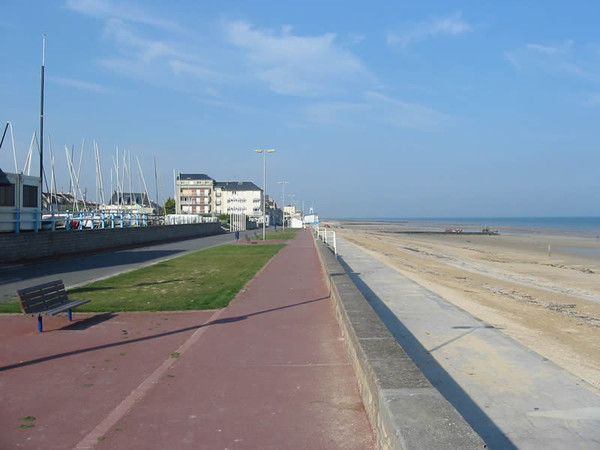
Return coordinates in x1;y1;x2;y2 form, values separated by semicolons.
314;238;486;450
0;223;223;265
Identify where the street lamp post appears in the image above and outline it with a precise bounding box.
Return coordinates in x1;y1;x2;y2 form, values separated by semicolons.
277;181;289;231
254;149;276;240
287;194;296;227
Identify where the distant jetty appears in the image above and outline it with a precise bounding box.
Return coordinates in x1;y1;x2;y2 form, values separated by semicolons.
384;227;499;236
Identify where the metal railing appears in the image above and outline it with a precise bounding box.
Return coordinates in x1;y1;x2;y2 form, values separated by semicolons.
0;208;42;233
0;208;167;233
314;226;337;255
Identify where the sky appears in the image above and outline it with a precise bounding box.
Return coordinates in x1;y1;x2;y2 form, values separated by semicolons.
1;0;600;218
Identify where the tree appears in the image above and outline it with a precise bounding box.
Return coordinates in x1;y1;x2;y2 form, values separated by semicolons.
164;197;175;215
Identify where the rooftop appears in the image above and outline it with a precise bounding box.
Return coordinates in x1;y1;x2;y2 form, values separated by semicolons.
215;181;261;192
177;173;214;181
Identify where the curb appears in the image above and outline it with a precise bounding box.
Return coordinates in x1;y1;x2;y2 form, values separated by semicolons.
313;237;487;450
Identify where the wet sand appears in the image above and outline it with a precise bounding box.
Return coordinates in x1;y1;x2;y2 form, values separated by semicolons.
328;220;600;389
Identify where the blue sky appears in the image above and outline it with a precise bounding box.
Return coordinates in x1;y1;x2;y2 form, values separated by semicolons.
1;0;600;218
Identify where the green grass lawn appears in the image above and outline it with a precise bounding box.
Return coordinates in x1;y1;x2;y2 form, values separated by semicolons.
244;228;300;240
0;244;284;313
266;229;300;240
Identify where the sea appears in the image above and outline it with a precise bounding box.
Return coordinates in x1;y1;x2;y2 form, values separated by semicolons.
341;217;600;238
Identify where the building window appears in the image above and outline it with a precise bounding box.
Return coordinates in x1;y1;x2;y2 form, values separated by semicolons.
22;185;38;207
0;183;15;206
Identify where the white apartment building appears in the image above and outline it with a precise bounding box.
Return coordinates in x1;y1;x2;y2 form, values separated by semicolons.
175;173;264;218
214;181;262;218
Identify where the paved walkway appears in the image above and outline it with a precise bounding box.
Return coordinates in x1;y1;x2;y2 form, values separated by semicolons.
336;236;600;449
0;230;374;449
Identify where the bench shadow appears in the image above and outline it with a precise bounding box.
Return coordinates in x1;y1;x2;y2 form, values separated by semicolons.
0;296;328;373
61;312;117;330
337;255;516;450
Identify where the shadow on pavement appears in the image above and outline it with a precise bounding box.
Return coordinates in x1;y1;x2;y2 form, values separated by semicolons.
337;255;517;450
61;312;118;330
0;296;328;373
0;250;183;286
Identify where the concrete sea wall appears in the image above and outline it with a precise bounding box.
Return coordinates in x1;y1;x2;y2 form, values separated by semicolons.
314;238;486;450
0;223;223;264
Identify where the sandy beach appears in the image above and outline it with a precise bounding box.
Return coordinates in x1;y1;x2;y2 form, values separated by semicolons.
328;220;600;389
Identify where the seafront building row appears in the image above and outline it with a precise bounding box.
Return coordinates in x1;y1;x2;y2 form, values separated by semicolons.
175;172;301;226
0;167;313;232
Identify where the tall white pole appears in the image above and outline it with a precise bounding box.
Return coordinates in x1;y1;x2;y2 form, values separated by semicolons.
262;150;266;240
173;170;177;214
278;181;289;231
254;149;275;240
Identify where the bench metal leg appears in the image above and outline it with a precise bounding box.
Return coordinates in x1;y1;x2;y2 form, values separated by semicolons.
37;315;43;333
68;309;72;321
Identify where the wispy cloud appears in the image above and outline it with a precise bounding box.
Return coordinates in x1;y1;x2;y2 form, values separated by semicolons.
102;18;186;63
82;17;219;91
65;2;444;128
526;42;571;55
49;76;113;94
347;33;366;45
584;93;600;107
66;1;230;97
387;12;471;50
67;3;373;101
506;40;596;81
169;60;219;78
302;92;448;131
302;101;368;126
65;0;184;32
366;91;448;131
223;21;371;97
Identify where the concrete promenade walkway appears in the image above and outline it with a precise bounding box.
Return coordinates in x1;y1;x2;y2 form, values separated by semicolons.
0;230;374;449
336;236;600;449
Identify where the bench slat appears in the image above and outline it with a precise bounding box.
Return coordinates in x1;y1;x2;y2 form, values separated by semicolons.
18;280;67;313
18;280;66;296
17;280;89;315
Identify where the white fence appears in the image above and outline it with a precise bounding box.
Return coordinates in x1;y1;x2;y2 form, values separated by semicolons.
229;213;247;232
314;226;337;255
166;214;218;225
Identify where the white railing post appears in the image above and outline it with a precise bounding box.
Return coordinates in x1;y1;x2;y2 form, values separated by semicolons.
332;231;337;255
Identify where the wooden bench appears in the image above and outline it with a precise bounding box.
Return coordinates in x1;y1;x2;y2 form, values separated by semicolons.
17;280;91;332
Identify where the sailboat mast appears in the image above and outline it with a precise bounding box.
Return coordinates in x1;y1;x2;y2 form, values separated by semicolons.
39;34;45;182
136;156;150;207
154;156;159;209
128;151;133;206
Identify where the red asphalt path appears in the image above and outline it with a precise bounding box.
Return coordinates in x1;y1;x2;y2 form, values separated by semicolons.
0;230;374;449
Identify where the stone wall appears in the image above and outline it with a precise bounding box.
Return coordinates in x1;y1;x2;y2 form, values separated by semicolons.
0;223;223;264
314;237;486;450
